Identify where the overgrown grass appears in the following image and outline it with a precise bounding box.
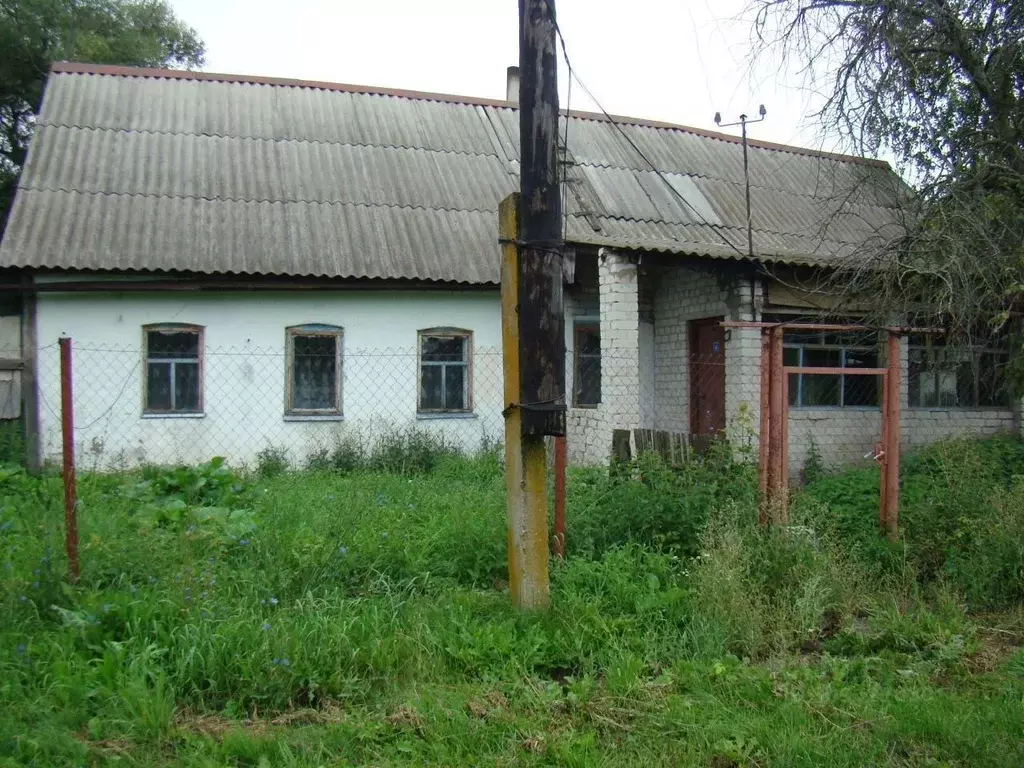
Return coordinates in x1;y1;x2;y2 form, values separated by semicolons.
796;434;1024;610
1;440;1023;765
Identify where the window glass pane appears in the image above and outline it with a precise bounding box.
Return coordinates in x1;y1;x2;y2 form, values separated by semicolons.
444;364;466;410
978;353;1006;407
421;336;466;362
936;369;959;407
956;360;975;407
174;362;200;411
803;372;840;406
824;330;876;348
420;365;443;409
783;347;800;366
148;330;199;359
576;325;600;355
843;348;878;369
147;362;172;410
910;340;1010;409
804;348;842;368
784;329;821;346
842;348;879;406
292;335;337;410
843;374;879;406
788;374;799;406
576;355;601;406
908;357;923;406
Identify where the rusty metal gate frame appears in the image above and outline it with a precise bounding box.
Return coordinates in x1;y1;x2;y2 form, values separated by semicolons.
722;321;910;540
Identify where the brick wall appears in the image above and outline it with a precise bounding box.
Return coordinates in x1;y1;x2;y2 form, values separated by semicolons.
565;253;1017;471
903;409;1016;448
566;251;639;465
652;264;760;442
786;337;1018;478
789;409;882;478
568;258;765;464
653;265;728;432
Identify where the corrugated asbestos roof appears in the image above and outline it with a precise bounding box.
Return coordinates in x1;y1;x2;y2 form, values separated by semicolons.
0;63;908;284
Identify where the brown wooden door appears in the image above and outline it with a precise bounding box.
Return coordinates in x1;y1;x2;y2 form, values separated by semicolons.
690;317;726;437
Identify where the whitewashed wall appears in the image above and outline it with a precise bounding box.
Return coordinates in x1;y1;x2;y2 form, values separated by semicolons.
31;276;1019;474
35;289;504;469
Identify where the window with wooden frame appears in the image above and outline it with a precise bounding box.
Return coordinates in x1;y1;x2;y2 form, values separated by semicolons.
286;325;343;415
573;321;601;407
143;324;203;414
765;315;880;408
418;329;471;413
908;335;1010;408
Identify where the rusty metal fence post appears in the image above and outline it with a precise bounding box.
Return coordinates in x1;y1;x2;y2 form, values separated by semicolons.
767;326;786;523
758;330;770;525
729;320;914;534
883;332;901;540
59;337;80;584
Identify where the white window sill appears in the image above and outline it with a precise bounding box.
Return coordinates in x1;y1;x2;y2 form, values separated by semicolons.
283;414;345;422
142;412;206;419
416;412;477;420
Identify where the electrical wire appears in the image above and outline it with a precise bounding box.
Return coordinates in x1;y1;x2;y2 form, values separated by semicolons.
542;0;748;261
561;64;572;247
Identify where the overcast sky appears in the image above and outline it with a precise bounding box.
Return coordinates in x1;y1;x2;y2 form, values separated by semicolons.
169;0;838;153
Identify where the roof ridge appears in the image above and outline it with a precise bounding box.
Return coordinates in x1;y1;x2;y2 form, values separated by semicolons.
15;184;501;215
49;61;891;169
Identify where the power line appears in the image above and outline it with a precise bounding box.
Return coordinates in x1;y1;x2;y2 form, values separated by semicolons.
543;0;748;261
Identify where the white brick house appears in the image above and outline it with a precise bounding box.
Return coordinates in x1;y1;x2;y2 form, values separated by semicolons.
0;63;1016;472
563;251;1017;472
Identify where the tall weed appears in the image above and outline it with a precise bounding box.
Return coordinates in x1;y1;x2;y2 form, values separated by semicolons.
798;435;1024;609
689;505;872;659
569;451;757;558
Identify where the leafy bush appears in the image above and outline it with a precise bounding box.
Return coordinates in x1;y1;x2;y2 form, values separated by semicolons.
329;435;367;471
128;457;251;509
255;446;290;477
304;447;331;471
943;477;1024;609
368;427;459;475
305;429;464;475
108;458;260;547
303;436;369;473
569;450;757;558
797;435;1024;610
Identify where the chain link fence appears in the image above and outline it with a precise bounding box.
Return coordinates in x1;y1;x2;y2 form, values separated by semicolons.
36;343;507;472
30;341;743;472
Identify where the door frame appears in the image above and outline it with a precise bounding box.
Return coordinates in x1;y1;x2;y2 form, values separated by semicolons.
688;316;727;437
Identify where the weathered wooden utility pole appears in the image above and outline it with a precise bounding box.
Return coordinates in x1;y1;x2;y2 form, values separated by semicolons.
500;0;564;611
519;0;565;438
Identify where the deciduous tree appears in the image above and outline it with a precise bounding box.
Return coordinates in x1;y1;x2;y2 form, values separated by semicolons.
752;0;1024;355
0;0;205;229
